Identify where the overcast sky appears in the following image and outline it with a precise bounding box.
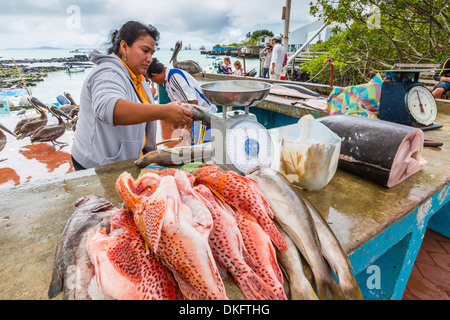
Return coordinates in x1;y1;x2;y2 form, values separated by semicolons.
0;0;317;50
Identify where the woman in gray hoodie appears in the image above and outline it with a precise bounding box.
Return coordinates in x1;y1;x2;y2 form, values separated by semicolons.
71;21;192;170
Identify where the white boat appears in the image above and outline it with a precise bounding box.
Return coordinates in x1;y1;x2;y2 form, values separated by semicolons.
66;66;85;73
203;58;224;74
0;100;11;114
0;88;28;97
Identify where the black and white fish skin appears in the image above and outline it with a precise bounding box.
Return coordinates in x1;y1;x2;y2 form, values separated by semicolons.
318;115;426;187
248;167;346;300
135;145;212;168
48;195;118;300
182;103;213;126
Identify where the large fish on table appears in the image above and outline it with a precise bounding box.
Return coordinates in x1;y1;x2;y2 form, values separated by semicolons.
86;226;183;300
48;195;118;300
302;196;364;300
247;168;346;300
194;184;282;300
193;166;288;299
115;172;228;300
274;222;318;300
193;166;289;254
318;115;427;187
134;144;212;168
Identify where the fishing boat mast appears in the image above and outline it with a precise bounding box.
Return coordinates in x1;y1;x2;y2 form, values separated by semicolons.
282;0;291;52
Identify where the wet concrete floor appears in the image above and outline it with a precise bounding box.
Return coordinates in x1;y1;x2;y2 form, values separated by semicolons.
0;110;449;299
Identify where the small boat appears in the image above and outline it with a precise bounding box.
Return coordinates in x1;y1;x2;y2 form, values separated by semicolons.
56;95;70;105
0;88;28;97
0;100;11;115
66;66;85;73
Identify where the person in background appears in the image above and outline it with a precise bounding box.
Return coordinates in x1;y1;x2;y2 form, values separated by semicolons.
71;21;192;170
233;60;244;76
432;55;450;99
147;58;217;147
270;35;286;80
260;43;272;79
218;56;233;75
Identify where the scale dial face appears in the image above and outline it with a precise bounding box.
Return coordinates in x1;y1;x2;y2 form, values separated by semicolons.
226;120;273;174
405;86;437;126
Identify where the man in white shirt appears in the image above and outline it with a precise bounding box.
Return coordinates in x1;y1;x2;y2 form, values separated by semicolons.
147;58;216;147
270;35;286;80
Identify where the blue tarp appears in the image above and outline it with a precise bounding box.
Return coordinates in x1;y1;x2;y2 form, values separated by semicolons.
0;89;27;97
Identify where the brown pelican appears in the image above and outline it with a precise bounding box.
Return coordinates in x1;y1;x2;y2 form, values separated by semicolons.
58;91;78;115
0;122;18;156
169;41;203;75
48;105;73;122
16;100;48;139
64;91;77;106
30;107;66;145
47;105;77;131
16;107;27;117
14;97;48;135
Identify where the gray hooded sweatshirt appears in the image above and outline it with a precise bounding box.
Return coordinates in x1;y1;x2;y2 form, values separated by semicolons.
72;51;156;169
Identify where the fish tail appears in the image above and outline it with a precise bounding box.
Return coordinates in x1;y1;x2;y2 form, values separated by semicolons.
291;286;319;300
47;269;63;299
316;275;347;300
339;273;364;300
237;271;286;300
115;172;141;211
259;218;289;254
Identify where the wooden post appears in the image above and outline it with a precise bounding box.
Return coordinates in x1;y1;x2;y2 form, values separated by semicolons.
12;58;32;97
329;57;335;87
283;0;291;52
240;54;247;77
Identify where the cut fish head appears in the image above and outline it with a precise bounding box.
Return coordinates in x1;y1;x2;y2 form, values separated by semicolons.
115;172;142;212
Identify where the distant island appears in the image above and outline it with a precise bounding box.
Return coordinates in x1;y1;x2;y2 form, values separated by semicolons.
5;46;63;50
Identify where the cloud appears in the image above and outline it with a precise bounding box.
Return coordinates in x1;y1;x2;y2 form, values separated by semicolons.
0;0;316;49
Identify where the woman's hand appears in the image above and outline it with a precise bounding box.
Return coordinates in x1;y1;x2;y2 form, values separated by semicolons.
163;101;193;128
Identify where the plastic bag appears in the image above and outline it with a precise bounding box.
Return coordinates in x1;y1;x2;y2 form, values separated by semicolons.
279;115;341;191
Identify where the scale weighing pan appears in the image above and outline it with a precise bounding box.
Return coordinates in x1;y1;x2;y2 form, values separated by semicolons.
200;80;273;108
199;80;274;174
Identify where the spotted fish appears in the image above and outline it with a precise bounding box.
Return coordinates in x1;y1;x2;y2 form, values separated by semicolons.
87;226;183;300
48;195;118;300
194;184;283;300
193;166;289;253
115;172;228;300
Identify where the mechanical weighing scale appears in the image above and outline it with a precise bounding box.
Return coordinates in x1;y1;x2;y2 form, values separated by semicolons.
200;80;274;174
377;69;442;130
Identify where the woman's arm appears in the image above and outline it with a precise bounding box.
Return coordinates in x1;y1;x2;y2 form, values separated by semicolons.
113;99;192;126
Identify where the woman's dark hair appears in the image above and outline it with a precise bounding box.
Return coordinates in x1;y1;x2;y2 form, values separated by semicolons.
146;58;165;77
107;21;160;55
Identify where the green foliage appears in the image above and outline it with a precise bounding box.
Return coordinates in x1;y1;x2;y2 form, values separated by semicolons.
246;29;274;39
241;29;274;45
303;0;450;86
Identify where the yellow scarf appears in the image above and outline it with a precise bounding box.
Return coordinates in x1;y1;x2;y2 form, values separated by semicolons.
118;56;150;156
119;57;150;104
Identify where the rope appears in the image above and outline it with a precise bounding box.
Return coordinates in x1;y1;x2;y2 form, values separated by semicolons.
291;33;347;83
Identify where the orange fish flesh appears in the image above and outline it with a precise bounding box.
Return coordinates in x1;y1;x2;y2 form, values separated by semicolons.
86;227;183;300
193;167;289;254
194;184;284;300
115;172;228;300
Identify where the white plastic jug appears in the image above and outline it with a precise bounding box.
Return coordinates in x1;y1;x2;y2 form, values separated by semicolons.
279;115;341;191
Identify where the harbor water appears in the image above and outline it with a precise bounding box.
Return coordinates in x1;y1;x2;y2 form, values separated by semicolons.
0;48;262;189
0;48;262;105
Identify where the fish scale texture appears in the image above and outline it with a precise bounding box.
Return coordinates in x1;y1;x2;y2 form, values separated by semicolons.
194;169;288;253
